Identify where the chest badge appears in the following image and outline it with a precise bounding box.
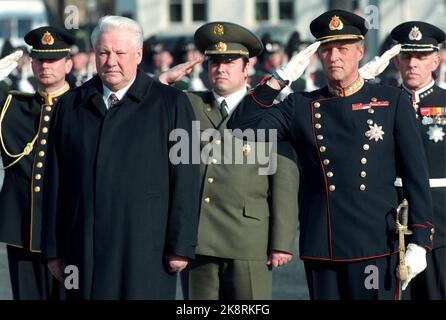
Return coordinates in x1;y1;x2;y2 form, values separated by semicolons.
427;125;445;143
421;116;434;125
365;123;385;142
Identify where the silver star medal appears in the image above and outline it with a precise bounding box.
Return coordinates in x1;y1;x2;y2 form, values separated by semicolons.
365;123;385;142
421;116;433;125
427;125;445;143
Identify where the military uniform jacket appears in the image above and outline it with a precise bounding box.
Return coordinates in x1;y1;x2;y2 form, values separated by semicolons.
41;71;200;299
403;83;446;248
0;88;66;251
228;81;434;261
186;91;299;260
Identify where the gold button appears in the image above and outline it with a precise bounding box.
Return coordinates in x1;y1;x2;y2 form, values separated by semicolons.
211;158;217;164
34;186;41;193
42;127;48;133
204;197;210;203
36;162;43;168
323;159;330;165
371;97;377;102
315;113;321;119
314;102;320;108
38;151;45;157
315;123;322;129
43;115;50;122
45;106;52;112
430;235;434;241
317;135;324;140
359;184;366;191
367;119;374;125
361;158;367;164
360;171;367;178
207;177;214;183
329;185;336;191
327;171;334;178
363;144;370;151
368;108;375;114
319;146;326;152
431;228;435;234
40;139;47;145
215;140;221;145
207;107;212;112
35;174;42;180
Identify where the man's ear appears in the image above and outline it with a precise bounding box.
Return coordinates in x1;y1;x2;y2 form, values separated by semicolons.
136;47;143;65
394;55;401;72
65;57;74;74
432;53;441;72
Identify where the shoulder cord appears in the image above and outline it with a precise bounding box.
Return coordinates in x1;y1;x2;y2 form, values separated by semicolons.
0;94;38;170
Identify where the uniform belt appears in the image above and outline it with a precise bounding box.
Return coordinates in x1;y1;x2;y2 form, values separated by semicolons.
394;177;446;188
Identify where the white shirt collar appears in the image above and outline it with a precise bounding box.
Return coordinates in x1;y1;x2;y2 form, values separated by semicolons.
102;78;135;109
402;80;435;103
212;86;248;115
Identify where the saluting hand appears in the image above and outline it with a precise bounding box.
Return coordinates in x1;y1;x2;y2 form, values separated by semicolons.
359;44;401;80
0;50;23;81
158;56;203;85
267;251;293;268
166;254;189;273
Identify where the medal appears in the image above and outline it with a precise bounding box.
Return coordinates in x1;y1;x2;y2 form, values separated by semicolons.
427;125;445;143
421;116;433;125
365;123;385;142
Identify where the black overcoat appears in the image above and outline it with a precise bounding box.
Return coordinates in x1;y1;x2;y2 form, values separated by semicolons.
41;70;200;299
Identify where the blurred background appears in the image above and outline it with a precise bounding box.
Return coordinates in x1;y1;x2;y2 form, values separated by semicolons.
3;0;446;96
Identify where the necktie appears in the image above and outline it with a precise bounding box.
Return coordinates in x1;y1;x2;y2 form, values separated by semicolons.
109;93;119;108
220;99;229;119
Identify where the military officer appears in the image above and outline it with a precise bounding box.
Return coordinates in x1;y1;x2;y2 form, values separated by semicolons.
391;21;446;300
159;22;299;300
228;10;434;300
0;26;74;299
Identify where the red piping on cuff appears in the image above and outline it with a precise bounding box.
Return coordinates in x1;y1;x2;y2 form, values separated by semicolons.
250;91;274;108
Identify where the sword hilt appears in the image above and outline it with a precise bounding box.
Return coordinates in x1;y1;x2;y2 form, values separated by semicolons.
395;199;412;281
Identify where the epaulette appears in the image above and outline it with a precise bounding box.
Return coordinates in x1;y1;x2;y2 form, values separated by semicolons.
7;90;34;97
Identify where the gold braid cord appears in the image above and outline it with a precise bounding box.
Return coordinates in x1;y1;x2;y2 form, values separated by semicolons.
0;94;38;170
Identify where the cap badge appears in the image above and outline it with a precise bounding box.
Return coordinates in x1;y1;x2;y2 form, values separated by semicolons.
408;26;422;41
41;31;55;45
329;15;344;31
214;24;225;36
215;41;227;52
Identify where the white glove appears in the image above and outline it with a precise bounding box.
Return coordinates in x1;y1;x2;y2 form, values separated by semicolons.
401;243;427;290
0;50;23;81
359;44;401;80
276;41;320;84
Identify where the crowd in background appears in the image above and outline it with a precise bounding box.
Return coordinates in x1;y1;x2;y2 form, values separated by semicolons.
2;28;446;99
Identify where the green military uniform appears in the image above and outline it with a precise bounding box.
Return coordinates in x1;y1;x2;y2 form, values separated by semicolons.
0;26;74;299
181;22;299;300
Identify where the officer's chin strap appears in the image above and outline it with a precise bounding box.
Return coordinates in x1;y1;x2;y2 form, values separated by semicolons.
0;94;38;170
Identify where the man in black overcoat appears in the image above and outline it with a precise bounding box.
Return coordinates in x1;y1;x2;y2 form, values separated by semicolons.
41;16;200;299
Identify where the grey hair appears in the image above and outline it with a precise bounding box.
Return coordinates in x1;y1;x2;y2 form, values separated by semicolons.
91;15;143;51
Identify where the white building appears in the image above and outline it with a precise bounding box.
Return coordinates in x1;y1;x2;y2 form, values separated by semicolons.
115;0;446;56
